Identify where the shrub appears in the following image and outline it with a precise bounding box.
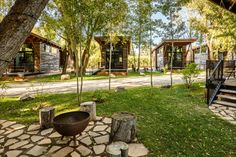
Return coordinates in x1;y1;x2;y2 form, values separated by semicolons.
182;63;200;88
92;90;108;103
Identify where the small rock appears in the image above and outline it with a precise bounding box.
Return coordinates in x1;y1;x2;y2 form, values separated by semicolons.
110;74;116;78
93;144;106;155
69;140;79;147
0;138;5;144
19;93;35;101
77;145;92;156
128;143;149;157
140;72;145;76
115;86;126;92
61;74;70;80
161;85;171;88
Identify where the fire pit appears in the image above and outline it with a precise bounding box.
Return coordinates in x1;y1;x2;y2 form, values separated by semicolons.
53;111;90;143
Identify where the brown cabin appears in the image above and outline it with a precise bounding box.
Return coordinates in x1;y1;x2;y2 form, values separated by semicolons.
7;33;62;74
94;36;130;75
152;39;197;70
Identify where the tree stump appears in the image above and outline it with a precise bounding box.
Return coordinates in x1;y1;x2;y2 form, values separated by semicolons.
106;141;128;157
110;112;136;143
80;101;96;121
39;107;55;129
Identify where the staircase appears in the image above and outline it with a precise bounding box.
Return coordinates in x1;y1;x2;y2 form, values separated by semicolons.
213;88;236;108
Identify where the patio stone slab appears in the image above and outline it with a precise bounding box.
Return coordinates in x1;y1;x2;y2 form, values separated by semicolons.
93;125;108;132
128;143;149;157
40;128;53;135
94;135;109;144
93;144;106;155
77;145;92;156
5;150;22;157
0;116;148;156
51;146;74;157
9;140;29;149
80;136;92;146
1;121;16;129
26;145;48;156
7;129;24;138
31;135;44;142
27;124;40;131
18;134;30;140
71;151;81;157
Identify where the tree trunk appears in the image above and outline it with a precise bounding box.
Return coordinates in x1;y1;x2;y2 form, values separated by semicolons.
62;49;69;74
0;0;49;76
110;112;136;143
79;36;93;74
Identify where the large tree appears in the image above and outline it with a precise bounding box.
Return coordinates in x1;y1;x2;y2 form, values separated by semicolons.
0;0;49;76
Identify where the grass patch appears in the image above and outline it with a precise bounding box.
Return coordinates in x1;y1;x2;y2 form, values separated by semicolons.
0;83;235;156
1;71;163;83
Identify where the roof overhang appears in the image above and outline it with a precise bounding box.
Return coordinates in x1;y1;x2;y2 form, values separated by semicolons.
209;0;236;14
153;38;197;52
25;33;61;49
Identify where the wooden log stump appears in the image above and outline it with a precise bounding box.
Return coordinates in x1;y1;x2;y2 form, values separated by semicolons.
39;107;55;129
80;101;96;121
110;112;136;143
106;141;128;157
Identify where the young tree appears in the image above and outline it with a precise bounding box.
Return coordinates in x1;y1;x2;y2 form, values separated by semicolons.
0;0;49;76
157;0;187;87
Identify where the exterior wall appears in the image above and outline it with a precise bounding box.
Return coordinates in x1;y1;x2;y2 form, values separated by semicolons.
182;46;187;67
156;47;164;70
123;45;128;70
32;42;41;72
194;53;208;70
40;43;60;72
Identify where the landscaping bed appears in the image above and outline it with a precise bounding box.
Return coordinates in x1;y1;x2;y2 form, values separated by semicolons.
0;83;235;156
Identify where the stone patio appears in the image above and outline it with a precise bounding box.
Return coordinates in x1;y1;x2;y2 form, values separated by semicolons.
209;104;236;125
0;117;148;157
0;117;111;157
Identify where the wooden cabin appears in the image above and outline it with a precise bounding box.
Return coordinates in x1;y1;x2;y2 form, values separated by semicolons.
94;36;130;75
7;33;62;74
152;39;197;70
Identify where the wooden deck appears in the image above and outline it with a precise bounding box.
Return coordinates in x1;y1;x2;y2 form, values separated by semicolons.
224;78;236;87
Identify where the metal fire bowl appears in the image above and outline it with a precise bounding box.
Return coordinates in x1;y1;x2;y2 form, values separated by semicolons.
53;111;90;137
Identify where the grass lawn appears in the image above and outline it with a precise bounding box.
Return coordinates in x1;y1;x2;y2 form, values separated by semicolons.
0;71;163;83
0;83;235;156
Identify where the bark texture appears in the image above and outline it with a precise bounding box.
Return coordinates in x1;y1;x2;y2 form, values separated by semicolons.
0;0;49;76
39;107;55;129
110;112;136;143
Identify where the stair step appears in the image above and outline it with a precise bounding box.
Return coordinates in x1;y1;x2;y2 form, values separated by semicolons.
220;89;236;94
213;100;236;108
217;94;236;100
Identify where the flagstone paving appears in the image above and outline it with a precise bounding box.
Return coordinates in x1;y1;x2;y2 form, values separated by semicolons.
209;104;236;125
0;117;112;156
